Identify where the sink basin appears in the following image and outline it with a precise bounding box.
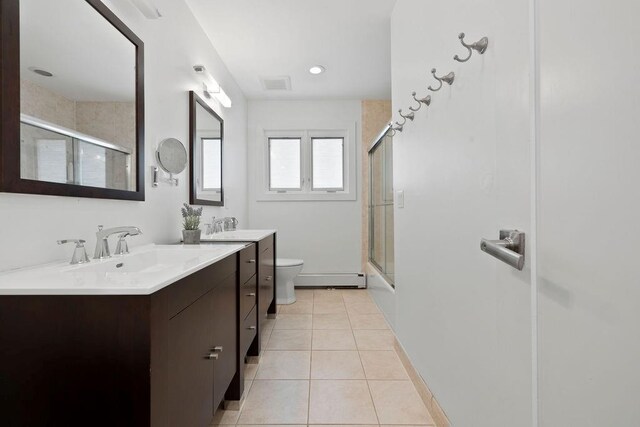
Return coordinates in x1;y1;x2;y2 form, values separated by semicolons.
64;247;219;274
0;244;247;295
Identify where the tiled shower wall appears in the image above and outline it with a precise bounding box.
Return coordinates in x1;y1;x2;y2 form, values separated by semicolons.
20;79;136;189
21;79;136;150
361;100;391;271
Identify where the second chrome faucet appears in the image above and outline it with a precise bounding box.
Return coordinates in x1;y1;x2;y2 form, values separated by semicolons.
94;225;142;259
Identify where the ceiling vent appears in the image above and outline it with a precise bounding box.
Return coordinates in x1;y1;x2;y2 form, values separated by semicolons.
260;76;292;91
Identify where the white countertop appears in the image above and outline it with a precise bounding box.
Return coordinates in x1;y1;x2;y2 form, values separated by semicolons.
0;243;247;296
200;229;276;242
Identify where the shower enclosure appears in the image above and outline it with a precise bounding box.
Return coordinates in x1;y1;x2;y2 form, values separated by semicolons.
368;124;394;286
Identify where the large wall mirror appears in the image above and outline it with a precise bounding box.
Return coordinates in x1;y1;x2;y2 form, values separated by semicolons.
189;91;223;206
0;0;145;200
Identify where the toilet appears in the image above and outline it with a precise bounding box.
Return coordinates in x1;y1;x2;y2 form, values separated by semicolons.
275;258;304;304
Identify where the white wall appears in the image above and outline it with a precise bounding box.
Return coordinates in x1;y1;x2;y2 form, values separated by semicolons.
390;0;532;426
0;0;248;271
247;100;362;274
366;263;396;329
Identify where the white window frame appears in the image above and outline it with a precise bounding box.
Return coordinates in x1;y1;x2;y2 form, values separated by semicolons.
257;125;356;201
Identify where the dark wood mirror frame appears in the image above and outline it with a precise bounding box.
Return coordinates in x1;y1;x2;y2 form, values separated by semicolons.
189;91;224;206
0;0;145;201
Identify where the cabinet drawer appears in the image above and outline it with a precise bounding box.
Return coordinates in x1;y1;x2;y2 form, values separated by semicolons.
167;254;235;319
258;234;274;254
240;305;258;357
239;244;257;285
258;242;275;317
240;275;257;321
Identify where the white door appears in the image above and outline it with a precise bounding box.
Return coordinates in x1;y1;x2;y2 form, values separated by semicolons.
391;0;533;425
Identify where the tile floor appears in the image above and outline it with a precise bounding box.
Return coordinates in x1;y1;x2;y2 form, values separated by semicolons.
212;288;435;426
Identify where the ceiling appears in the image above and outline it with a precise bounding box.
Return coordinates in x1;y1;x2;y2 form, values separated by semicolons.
20;0;135;102
185;0;397;100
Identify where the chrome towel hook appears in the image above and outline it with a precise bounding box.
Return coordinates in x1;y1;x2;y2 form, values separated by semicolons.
453;32;489;62
387;121;398;136
428;68;455;92
393;121;404;133
395;111;407;127
398;109;415;122
409;92;431;112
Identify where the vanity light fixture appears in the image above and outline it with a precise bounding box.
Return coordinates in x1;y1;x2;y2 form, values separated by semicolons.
309;65;326;75
194;65;232;108
193;65;220;93
215;88;232;108
129;0;162;19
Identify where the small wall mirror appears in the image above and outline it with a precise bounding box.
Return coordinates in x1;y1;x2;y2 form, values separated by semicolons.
189;91;223;206
1;0;145;201
153;138;187;187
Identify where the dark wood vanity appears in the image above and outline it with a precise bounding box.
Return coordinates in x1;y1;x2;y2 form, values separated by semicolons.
0;234;277;427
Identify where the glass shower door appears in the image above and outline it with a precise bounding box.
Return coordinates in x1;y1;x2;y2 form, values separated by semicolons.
368;127;394;286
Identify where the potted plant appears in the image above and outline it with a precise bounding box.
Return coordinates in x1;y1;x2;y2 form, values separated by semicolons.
181;203;203;244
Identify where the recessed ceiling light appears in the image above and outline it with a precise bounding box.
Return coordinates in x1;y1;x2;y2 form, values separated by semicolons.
309;65;326;75
29;67;53;77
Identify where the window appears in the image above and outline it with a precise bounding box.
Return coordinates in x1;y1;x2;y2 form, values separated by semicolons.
311;138;344;191
36;139;69;184
269;138;301;190
202;138;221;191
260;129;355;201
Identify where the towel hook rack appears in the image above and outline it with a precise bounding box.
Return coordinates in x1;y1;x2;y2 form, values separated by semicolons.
453;33;489;62
410;92;431;112
428;68;455;92
398;109;415;122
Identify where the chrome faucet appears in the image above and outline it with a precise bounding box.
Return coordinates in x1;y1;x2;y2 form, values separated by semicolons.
58;239;90;265
94;225;142;259
207;217;225;234
224;217;238;231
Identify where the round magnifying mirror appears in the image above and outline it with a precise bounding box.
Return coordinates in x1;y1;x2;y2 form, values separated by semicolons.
156;138;187;175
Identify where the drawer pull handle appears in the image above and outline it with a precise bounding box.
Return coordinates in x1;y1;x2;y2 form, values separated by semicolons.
247;326;256;330
206;353;219;360
212;346;223;352
246;259;256;264
246;292;256;297
265;276;272;281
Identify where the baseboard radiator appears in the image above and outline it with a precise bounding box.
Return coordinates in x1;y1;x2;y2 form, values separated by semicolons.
294;273;366;288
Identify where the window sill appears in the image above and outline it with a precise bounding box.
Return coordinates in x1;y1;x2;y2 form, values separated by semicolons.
256;191;356;202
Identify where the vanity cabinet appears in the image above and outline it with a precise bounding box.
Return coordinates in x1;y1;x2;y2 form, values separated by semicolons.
0;252;239;427
258;234;276;320
199;232;277;360
225;244;258;402
166;270;237;427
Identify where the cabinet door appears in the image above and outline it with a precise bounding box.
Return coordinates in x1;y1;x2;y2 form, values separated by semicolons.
212;273;238;411
258;240;275;318
168;291;215;427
